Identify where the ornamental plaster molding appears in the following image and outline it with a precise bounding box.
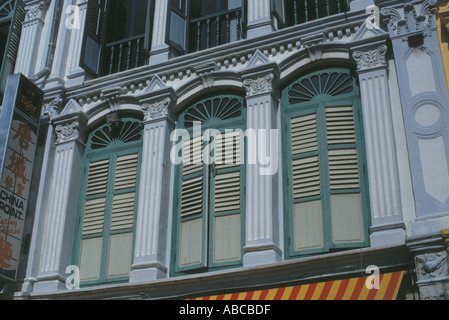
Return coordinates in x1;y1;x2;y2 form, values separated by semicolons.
55;121;81;144
380;0;439;38
141;98;173;123
352;44;388;71
25;0;50;23
42;95;63;120
416;252;447;280
243;73;274;97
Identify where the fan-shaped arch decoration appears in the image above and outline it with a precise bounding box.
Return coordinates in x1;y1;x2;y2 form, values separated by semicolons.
182;95;244;128
88;119;143;151
287;70;356;105
0;0;15;20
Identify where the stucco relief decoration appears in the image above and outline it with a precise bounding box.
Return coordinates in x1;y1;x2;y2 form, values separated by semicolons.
416;253;447;280
243;73;274;97
353;45;388;71
25;0;49;22
380;0;438;38
141;98;172;122
42;95;63;120
55;122;80;144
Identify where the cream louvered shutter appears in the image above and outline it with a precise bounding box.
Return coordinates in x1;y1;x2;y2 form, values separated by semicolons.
178;137;206;269
79;152;139;281
325;106;365;245
212;131;243;265
289;113;325;252
79;158;110;281
107;153;139;278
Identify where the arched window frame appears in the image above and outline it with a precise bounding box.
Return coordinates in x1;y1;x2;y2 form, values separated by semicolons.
281;67;371;259
72;118;143;286
171;93;247;275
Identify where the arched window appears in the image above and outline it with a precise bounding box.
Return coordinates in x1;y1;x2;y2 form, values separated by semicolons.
172;94;246;274
72;118;143;286
282;68;370;258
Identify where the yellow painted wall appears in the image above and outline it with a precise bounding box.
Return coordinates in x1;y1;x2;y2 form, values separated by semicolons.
437;1;449;95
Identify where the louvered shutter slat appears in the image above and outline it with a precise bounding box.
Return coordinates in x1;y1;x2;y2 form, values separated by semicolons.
326;106;357;145
291;114;318;155
114;153;139;191
292;156;321;199
325;106;361;190
215;131;242;169
111;192;135;231
183;137;204;176
181;175;204;218
214;171;241;213
86;159;110;196
82;198;106;236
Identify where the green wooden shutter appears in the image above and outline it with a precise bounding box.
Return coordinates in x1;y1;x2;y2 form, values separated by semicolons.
289;112;325;253
78;152;140;282
211;130;244;266
287;105;366;255
177;136;206;270
107;152;139;279
325;105;365;247
0;0;24;96
80;0;109;76
79;158;110;282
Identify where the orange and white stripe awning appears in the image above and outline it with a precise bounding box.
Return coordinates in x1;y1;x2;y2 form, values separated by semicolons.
189;271;405;301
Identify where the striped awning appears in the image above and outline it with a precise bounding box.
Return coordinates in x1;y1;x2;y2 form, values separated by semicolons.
190;271;405;301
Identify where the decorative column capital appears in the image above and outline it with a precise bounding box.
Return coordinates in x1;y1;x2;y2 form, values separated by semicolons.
352;44;388;72
52;110;87;145
141;97;174;124
24;0;50;23
54;121;81;144
243;73;275;97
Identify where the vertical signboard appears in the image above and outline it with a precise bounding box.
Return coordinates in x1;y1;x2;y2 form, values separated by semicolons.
0;73;43;282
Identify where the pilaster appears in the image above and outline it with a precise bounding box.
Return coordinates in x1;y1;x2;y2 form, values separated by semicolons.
246;0;273;38
33;110;87;293
351;40;406;246
65;0;88;87
381;0;449;236
129;88;175;282
14;0;49;77
241;57;282;267
149;0;171;64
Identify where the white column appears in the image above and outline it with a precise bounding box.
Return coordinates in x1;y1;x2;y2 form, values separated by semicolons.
246;0;273;38
14;0;49;78
242;67;282;267
130;97;174;282
33;114;86;293
352;43;406;246
149;0;170;64
46;0;79;89
65;0;87;86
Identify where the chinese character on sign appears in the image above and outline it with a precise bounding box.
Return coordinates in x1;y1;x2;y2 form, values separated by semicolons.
4;176;13;191
13;122;32;151
7;153;28;185
0;236;13;269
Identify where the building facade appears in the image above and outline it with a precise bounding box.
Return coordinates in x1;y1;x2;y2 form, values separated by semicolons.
0;0;449;300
